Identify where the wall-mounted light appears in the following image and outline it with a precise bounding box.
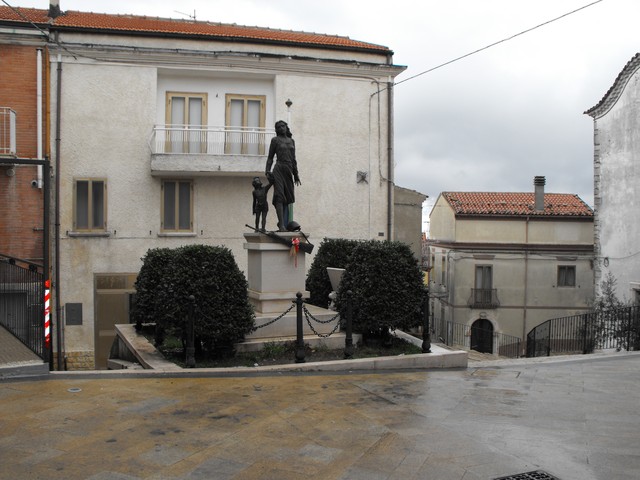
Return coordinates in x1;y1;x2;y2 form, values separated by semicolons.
357;171;368;184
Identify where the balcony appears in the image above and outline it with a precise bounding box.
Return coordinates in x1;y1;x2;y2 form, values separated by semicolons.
0;107;17;157
468;288;500;309
149;125;275;177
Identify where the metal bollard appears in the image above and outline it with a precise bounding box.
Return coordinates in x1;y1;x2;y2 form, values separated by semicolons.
344;290;354;359
186;295;196;368
422;288;431;353
295;292;306;363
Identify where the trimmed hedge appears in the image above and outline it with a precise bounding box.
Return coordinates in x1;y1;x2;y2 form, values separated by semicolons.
132;244;255;356
336;241;423;338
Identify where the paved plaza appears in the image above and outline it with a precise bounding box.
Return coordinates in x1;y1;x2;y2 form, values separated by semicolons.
1;352;639;479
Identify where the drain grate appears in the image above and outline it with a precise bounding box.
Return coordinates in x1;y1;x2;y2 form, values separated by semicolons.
493;471;560;480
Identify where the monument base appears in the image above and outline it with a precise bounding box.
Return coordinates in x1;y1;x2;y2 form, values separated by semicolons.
244;231;311;315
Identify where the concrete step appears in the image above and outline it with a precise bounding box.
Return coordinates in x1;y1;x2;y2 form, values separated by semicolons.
0;361;49;380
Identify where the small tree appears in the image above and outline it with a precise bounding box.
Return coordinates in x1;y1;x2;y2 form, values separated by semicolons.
305;238;363;308
336;241;423;342
591;272;633;350
132;245;255;357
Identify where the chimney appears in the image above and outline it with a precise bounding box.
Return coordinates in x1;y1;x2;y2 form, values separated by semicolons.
534;176;545;212
48;1;62;19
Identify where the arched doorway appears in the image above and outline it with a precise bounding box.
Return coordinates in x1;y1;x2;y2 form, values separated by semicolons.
470;319;493;354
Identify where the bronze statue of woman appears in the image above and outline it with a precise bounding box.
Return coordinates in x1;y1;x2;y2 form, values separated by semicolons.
265;120;301;231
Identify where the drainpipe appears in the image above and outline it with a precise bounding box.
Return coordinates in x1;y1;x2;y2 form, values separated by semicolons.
36;49;43;188
386;77;394;240
522;216;529;356
54;52;63;370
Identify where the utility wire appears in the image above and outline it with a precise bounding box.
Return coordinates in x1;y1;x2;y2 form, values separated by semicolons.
395;0;604;86
1;0;49;39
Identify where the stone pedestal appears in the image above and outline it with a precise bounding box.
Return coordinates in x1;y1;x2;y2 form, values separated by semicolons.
242;231;341;344
243;232;310;314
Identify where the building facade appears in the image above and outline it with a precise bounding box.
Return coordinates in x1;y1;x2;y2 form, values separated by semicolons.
428;177;594;355
0;23;47;263
0;5;405;369
393;186;428;263
585;52;640;304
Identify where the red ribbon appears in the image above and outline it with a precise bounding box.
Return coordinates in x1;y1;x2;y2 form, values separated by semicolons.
290;238;300;267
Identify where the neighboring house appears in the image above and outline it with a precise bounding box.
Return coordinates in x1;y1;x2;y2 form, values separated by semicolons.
0;24;47;263
428;177;594;355
0;4;405;369
585;52;640;304
393;186;427;263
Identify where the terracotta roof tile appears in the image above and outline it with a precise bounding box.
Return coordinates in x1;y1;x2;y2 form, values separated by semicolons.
0;6;391;53
442;192;593;217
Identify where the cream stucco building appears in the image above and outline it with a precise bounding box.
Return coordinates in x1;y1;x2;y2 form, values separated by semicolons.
428;177;594;355
585;52;640;304
0;5;406;369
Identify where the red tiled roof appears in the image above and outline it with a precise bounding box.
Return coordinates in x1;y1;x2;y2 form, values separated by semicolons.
0;6;391;54
442;192;593;217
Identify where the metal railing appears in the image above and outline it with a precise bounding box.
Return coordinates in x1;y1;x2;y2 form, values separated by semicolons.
150;125;275;156
0;254;45;358
468;288;500;309
432;317;521;358
526;306;640;357
0;107;17;157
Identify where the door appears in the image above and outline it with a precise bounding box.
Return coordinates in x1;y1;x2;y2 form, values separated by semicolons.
470;318;493;354
94;274;137;369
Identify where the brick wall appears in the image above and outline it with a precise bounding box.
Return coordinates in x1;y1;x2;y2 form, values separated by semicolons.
0;44;46;262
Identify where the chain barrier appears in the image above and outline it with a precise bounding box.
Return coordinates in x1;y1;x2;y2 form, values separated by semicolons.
302;305;342;338
254;303;295;329
195;299;341;338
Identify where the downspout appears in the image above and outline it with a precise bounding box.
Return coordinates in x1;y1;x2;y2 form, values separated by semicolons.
522;216;529;356
386;77;394;240
54;52;63;370
36;49;43;187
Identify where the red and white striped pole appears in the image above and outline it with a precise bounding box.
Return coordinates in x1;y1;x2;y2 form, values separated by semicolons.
44;279;51;349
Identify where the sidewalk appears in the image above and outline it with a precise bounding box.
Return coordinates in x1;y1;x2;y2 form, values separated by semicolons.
1;351;639;479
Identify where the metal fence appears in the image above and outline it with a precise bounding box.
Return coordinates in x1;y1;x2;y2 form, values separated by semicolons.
432;316;522;358
0;254;45;358
526;306;640;357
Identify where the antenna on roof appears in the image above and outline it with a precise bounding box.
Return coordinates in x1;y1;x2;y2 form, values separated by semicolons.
174;9;196;21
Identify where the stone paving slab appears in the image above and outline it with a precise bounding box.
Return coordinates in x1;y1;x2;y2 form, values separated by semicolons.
1;352;639;479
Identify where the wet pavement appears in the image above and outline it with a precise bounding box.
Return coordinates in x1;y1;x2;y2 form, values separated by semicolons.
1;352;639;480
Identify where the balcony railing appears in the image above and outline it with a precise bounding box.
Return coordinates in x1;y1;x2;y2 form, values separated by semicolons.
150;125;274;156
468;288;500;309
0;107;17;157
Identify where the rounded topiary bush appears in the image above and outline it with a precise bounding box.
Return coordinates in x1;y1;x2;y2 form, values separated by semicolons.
305;238;363;308
336;241;423;341
132;244;255;356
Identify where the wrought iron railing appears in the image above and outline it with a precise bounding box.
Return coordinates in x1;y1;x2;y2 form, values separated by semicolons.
0;254;45;358
150;125;275;156
526;306;640;357
468;288;500;309
432;317;521;358
0;107;17;157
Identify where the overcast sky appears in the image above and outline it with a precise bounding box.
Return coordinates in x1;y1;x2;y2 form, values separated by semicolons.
9;0;639;229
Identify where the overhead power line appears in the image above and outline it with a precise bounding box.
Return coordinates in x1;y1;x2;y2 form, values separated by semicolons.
395;0;605;86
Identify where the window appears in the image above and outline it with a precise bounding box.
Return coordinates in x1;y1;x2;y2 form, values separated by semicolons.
441;256;446;284
473;265;494;306
161;180;193;232
225;94;266;155
166;92;207;153
74;179;106;231
558;266;576;287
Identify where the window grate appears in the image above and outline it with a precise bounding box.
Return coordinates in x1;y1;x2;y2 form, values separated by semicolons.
494;471;560;480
